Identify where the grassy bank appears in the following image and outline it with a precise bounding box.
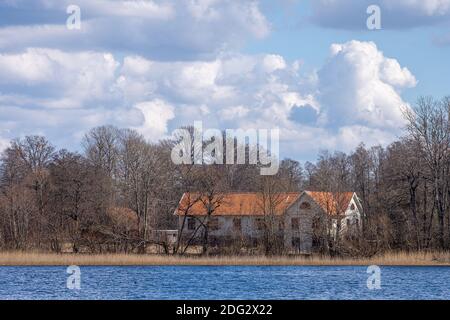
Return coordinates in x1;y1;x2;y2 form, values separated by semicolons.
0;251;450;266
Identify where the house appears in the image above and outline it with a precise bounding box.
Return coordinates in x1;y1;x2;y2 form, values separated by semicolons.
174;191;363;253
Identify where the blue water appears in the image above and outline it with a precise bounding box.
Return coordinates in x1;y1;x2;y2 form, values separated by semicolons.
0;266;449;300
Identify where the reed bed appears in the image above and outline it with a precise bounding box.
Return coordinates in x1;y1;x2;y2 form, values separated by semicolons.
0;251;450;266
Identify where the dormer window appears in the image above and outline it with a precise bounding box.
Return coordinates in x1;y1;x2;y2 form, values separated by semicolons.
300;202;311;209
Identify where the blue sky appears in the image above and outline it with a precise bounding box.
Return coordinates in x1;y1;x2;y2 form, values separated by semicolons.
0;0;449;162
251;0;450;100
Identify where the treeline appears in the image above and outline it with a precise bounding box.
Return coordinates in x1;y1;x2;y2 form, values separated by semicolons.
0;96;449;254
304;96;450;251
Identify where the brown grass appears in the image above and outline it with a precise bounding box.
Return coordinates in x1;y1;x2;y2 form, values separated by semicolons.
1;251;450;266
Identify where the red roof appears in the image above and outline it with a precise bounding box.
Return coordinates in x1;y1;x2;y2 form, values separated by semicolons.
175;191;355;217
305;191;354;216
175;192;301;216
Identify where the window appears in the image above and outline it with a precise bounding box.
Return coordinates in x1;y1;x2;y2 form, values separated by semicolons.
256;218;265;231
279;220;285;230
187;217;196;230
312;217;320;231
350;203;355;210
291;218;299;230
233;218;242;232
209;217;219;231
346;219;351;228
300;202;311;209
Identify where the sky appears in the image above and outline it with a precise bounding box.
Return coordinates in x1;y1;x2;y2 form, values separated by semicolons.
0;0;449;161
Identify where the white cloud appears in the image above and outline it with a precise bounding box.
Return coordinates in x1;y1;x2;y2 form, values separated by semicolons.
0;48;65;84
0;0;270;60
134;99;175;141
379;58;417;88
122;56;153;76
262;54;287;73
317;41;416;129
0;1;423;160
0;48;313;153
220;105;250;120
121;43;411;156
0;41;416;160
0;48;120;107
336;125;397;151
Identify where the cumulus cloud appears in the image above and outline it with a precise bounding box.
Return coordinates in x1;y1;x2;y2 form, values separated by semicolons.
134;99;175;141
0;0;426;161
220;106;251;120
0;40;416;159
116;41;416;156
0;48;315;152
317;41;416;129
0;48;121;110
310;0;450;29
335;125;397;151
260;40;419;159
0;0;270;60
116;52;313;126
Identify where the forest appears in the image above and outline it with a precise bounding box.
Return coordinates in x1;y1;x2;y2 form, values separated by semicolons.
0;96;449;256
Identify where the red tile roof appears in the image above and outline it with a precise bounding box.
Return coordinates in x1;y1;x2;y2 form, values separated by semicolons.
305;191;354;216
175;192;302;216
175;191;355;217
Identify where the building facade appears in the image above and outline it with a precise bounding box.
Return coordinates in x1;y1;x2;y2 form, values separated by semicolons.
175;191;363;254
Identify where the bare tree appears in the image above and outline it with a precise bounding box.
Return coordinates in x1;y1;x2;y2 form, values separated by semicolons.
404;97;450;248
256;175;287;255
83;125;120;178
10;136;54;246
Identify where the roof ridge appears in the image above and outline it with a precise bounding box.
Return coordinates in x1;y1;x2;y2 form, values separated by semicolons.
184;191;302;195
177;192;302;216
305;190;354;194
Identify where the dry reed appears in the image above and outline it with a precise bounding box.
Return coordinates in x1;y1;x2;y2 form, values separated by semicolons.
0;251;450;266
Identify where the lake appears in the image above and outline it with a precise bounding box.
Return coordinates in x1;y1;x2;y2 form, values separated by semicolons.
0;266;449;300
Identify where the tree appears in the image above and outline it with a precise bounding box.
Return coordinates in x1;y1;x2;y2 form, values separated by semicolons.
49;150;111;252
83;125;120;178
256;175;287;255
9;136;54;246
196;166;227;255
404;97;450;248
278;159;304;191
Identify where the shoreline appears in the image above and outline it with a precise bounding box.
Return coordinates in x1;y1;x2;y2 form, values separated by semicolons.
0;251;450;266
